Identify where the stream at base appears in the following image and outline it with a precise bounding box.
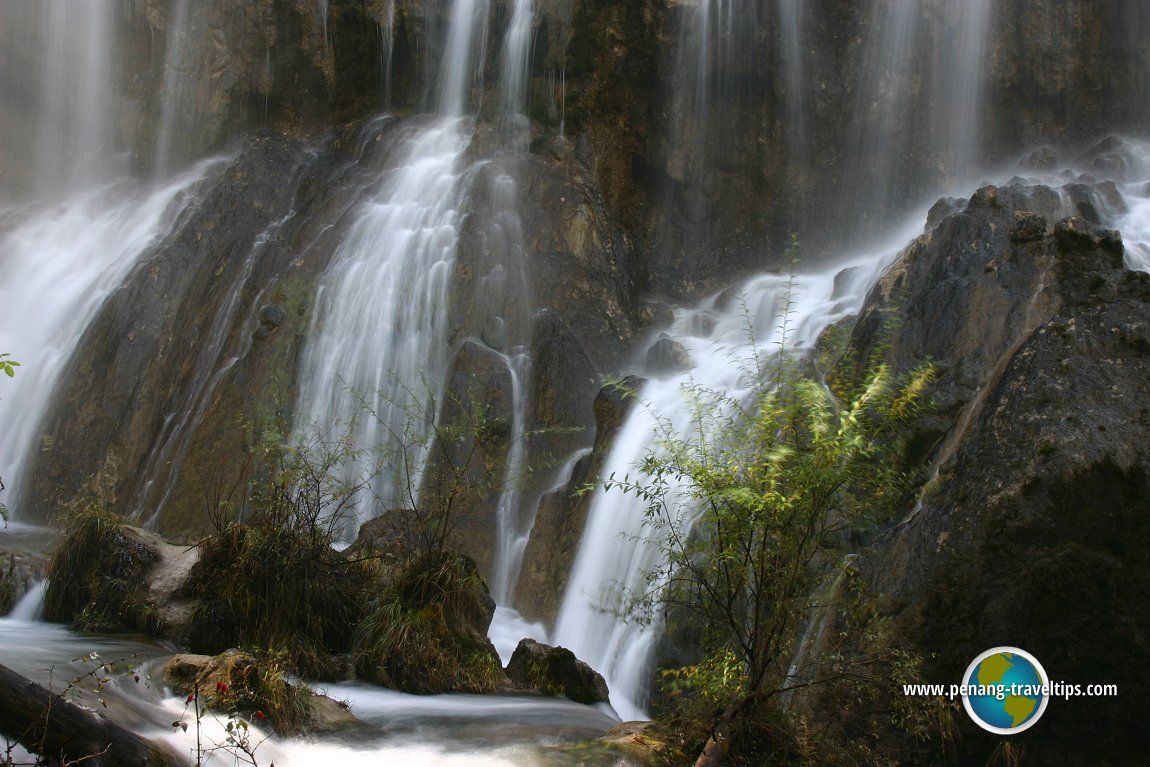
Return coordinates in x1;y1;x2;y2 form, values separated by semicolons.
0;594;629;767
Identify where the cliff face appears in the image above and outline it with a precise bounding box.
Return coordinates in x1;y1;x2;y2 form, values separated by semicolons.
4;3;1150;712
846;143;1150;761
6;1;1148;278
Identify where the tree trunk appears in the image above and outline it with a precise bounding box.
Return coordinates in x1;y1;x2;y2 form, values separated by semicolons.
693;702;740;767
0;662;181;766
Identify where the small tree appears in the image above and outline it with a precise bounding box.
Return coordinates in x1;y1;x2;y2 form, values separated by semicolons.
607;351;933;765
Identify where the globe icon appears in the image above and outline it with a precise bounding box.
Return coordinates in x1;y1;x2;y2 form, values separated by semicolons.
962;647;1049;734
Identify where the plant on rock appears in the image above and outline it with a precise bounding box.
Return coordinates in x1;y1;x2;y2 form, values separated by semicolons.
186;433;379;680
608;348;934;765
353;549;504;694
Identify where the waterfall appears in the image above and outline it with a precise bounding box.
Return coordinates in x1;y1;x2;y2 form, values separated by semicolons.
0;164;222;518
1117;142;1150;273
293;120;474;537
153;0;199;179
294;0;535;541
7;579;47;622
849;0;923;213
499;0;536;149
778;0;808;164
549;227;919;719
932;0;992;182
0;0;119;199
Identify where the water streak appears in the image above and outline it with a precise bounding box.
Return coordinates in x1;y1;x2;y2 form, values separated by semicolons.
0;162;223;516
295;120;474;537
550;219;923;718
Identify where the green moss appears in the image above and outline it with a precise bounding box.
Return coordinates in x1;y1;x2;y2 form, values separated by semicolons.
354;550;503;694
43;505;163;633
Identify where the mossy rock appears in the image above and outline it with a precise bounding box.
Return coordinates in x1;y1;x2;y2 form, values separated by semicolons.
163;649;358;736
354;550;505;694
505;638;610;705
43;508;164;633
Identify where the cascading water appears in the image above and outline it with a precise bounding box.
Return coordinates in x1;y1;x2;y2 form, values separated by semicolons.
0;165;222;518
500;0;535;149
294;0;533;542
549;228;920;719
849;1;923;212
1115;142;1150;273
153;0;199;180
293;120;474;536
931;0;992;183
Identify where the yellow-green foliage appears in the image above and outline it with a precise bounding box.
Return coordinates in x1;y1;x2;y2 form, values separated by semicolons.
608;350;934;764
354;550;503;694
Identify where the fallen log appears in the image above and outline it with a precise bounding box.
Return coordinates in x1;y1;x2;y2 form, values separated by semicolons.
0;662;180;766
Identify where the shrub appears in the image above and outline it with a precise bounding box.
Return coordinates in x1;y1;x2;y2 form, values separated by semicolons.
185;436;381;680
353;549;504;693
608;343;934;764
43;503;163;633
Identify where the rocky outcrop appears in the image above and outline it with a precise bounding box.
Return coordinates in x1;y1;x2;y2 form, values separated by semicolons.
515;375;645;625
354;550;506;694
425;340;516;578
851;179;1150;763
505;638;610;704
163;650;360;735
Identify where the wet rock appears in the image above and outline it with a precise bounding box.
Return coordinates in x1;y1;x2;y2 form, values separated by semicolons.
1019;146;1059;172
254;304;286;339
505;638;610;705
516;376;646;625
645;334;692;375
1008;211;1047;243
926;197;965;231
857;182;1150;765
424;340;514;579
1053;216;1124;261
163;650;359;735
355;550;505;695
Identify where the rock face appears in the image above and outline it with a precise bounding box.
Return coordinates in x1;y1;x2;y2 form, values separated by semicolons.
850;177;1150;763
505;638;610;705
515;375;645;625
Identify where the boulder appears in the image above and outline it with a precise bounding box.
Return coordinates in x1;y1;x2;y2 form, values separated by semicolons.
162;650;359;736
515;376;646;625
505;638;610;705
354;550;505;695
645;334;692;376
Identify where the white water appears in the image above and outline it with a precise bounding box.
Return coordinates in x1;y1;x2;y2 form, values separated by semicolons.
1114;142;1150;272
0;162;222;516
7;578;47;622
152;684;621;767
153;0;197;179
294;119;475;536
500;0;535;149
550;220;924;719
27;0;119;197
850;0;923;209
294;0;537;542
932;0;992;181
